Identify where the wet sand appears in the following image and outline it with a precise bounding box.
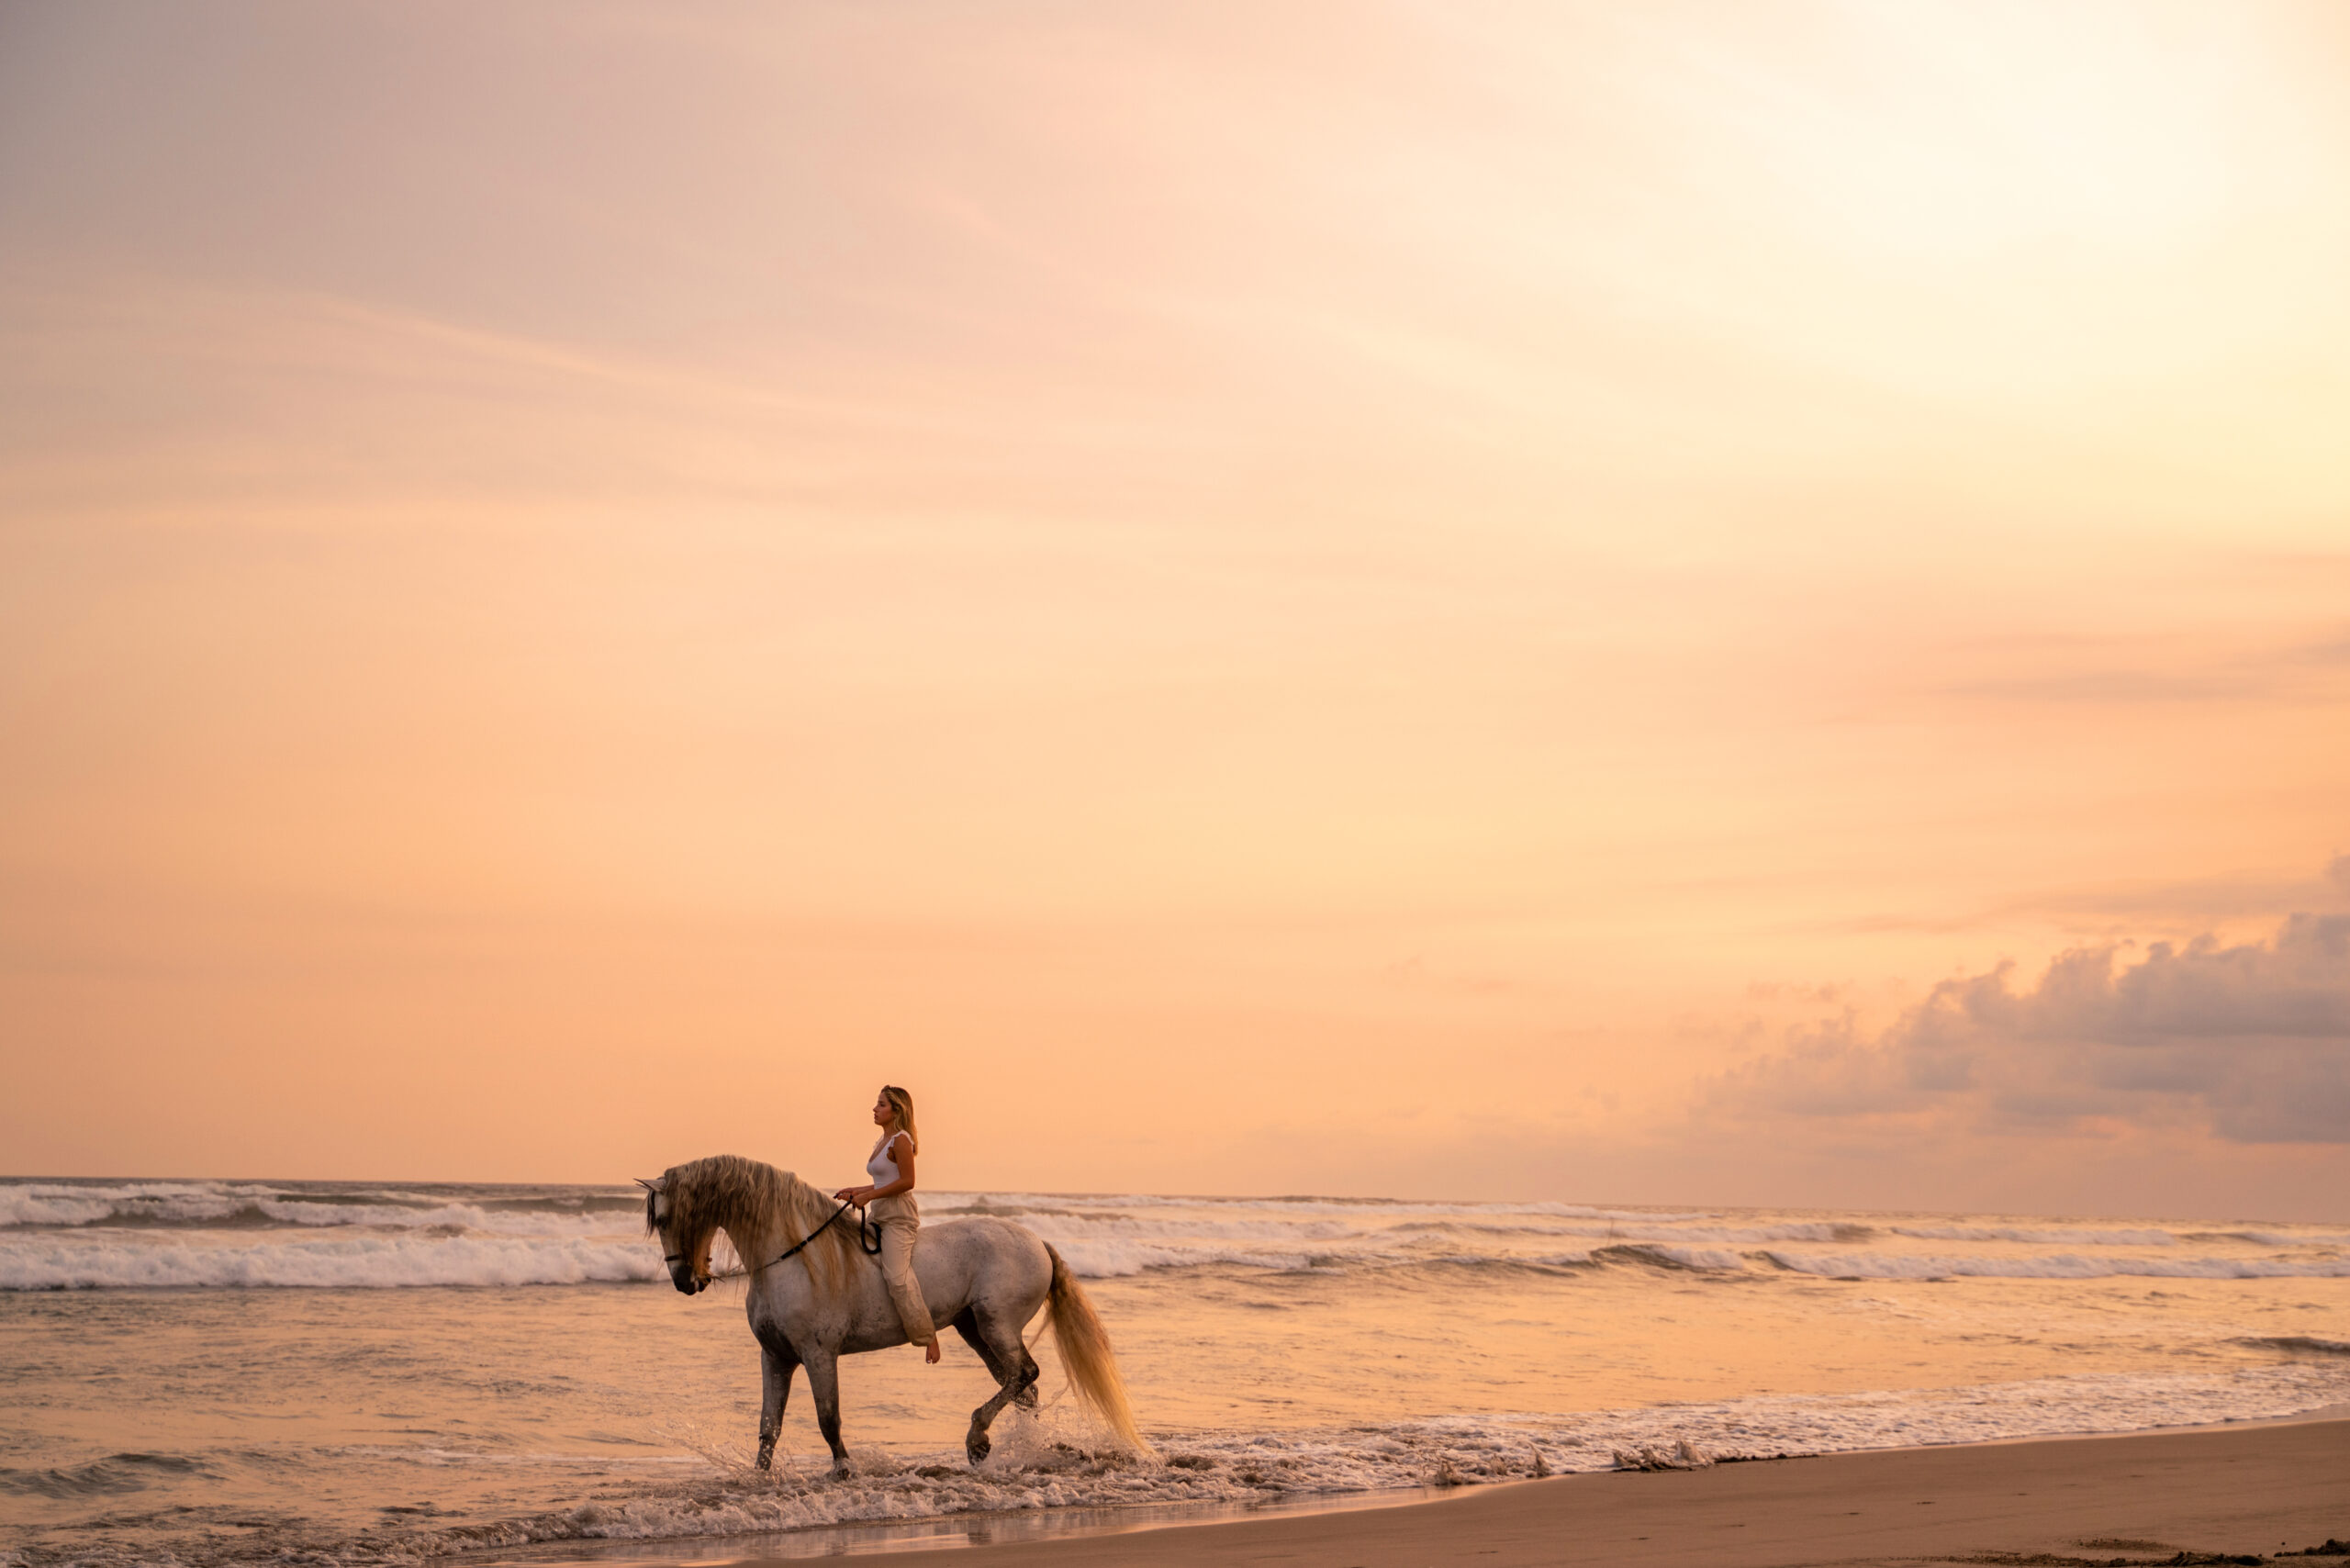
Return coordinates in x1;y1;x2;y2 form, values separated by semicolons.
795;1418;2350;1568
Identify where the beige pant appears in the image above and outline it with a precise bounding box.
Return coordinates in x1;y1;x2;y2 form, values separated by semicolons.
867;1193;935;1347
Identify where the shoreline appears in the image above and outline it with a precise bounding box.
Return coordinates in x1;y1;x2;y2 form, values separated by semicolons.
822;1417;2350;1568
1959;1399;2350;1446
498;1411;2350;1567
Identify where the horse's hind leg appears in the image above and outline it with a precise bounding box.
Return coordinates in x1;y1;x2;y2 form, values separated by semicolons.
962;1312;1041;1467
949;1307;1038;1413
1009;1334;1040;1409
949;1307;1021;1392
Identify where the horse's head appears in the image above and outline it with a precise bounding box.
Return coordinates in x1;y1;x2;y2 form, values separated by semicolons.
639;1173;712;1295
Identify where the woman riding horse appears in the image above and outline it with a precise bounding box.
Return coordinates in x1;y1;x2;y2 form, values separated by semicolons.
831;1085;941;1364
642;1150;1150;1474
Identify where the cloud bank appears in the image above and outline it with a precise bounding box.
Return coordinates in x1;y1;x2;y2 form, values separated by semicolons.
1714;905;2350;1145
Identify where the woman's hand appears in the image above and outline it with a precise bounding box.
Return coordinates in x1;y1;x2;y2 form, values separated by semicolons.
833;1184;876;1204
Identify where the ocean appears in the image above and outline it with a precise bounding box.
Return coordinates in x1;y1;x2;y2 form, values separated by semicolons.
3;1177;2346;1566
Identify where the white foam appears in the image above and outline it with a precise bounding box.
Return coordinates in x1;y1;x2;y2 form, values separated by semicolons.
1012;1212;1372;1246
929;1192;1711;1224
7;1180;2344;1295
0;1182;248;1228
1617;1221;1860;1244
0;1234;664;1290
1761;1249;2350;1281
915;1207;1870;1261
148;1361;2350;1568
2222;1229;2350;1248
0;1181;638;1240
245;1199;626;1235
1044;1238;1321;1277
1891;1225;2180;1247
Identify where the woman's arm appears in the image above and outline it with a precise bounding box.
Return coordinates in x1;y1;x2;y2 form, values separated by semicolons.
834;1137;917;1204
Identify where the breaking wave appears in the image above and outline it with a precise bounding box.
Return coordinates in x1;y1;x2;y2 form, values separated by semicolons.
0;1181;636;1232
1757;1249;2350;1282
1;1235;663;1291
5;1179;2344;1292
2241;1335;2350;1356
1890;1224;2180;1247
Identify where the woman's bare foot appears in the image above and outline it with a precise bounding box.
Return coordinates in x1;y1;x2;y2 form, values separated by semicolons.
924;1338;942;1364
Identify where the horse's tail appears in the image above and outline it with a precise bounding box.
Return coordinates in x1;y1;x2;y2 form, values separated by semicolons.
1042;1243;1154;1459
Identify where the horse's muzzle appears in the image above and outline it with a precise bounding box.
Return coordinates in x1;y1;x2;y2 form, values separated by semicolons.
669;1262;709;1295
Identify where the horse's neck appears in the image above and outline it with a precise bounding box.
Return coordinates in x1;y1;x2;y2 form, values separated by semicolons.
699;1167;799;1260
771;1179;821;1243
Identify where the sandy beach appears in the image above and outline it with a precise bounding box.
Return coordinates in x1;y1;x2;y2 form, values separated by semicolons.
808;1418;2349;1568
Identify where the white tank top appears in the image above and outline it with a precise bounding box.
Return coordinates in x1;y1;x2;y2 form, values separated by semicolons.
867;1131;910;1187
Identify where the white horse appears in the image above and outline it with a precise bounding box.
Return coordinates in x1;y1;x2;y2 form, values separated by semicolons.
641;1154;1151;1475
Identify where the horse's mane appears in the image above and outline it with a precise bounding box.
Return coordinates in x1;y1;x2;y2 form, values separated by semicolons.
654;1154;858;1295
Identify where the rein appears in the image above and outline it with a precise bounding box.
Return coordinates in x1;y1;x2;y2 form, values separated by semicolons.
669;1198;883;1283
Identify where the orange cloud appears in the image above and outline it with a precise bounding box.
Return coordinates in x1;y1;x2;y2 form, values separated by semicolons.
1709;871;2350;1147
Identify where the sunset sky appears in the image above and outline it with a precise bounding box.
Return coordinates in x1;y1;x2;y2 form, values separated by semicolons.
4;1;2347;1219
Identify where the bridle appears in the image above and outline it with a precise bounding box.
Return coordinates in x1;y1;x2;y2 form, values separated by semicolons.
665;1197;883;1283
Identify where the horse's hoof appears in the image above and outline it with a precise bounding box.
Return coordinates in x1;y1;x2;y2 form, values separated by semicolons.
967;1431;990;1466
755;1445;774;1473
831;1461;852;1480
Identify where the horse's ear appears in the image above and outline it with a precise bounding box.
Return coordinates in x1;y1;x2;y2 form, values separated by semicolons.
635;1177;663;1193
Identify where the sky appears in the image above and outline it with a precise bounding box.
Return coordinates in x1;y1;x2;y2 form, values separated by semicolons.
3;0;2346;1220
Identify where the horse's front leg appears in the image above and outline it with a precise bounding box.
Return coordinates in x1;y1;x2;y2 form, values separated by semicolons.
756;1342;798;1472
802;1350;850;1476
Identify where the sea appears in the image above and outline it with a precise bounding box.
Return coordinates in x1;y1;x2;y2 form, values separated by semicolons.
3;1178;2346;1567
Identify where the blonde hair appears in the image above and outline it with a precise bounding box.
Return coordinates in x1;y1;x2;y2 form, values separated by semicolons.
879;1085;918;1154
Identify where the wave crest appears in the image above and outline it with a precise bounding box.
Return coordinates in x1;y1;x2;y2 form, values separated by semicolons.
1;1236;664;1291
1759;1249;2350;1282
